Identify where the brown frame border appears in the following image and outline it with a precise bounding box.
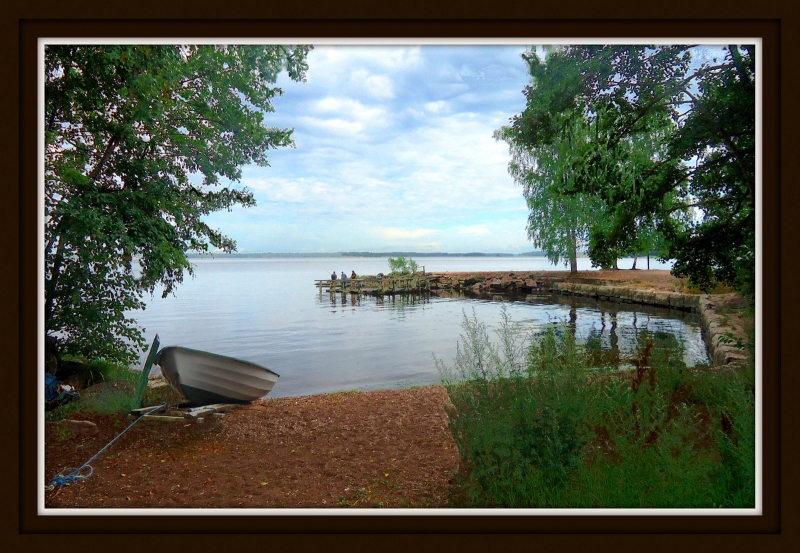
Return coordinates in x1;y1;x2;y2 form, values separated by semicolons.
8;12;791;549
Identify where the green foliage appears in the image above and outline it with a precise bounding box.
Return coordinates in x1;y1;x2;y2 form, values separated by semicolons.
686;361;756;507
495;120;604;272
439;312;755;508
45;362;184;422
84;358;141;388
438;311;597;507
387;256;419;275
499;45;754;291
45;361;139;421
667;46;756;293
496;49;680;271
45;44;311;363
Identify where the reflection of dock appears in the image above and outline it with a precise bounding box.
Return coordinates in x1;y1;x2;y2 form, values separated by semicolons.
315;275;433;296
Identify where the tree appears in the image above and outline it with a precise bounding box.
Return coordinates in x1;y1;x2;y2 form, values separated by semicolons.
501;45;754;291
388;256;419;275
45;44;311;363
666;46;756;292
497;48;677;272
495;118;603;273
580;116;684;270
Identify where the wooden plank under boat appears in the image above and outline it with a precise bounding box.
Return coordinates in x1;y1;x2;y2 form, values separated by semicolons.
156;346;279;407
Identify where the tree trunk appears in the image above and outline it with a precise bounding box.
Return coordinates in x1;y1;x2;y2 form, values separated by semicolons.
44;238;66;330
631;255;638;270
647;253;650;270
569;231;578;274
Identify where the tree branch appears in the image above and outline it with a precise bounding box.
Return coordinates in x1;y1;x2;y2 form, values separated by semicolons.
88;133;120;183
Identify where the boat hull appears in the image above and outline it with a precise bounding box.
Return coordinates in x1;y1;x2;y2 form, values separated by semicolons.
156;346;279;407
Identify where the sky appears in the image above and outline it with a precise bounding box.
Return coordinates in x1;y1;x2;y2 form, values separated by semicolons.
203;44;535;254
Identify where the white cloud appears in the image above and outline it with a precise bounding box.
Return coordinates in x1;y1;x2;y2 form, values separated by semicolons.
416;242;442;251
301;97;391;136
299;116;364;136
424;101;448;114
457;225;491;236
378;228;439;239
349;70;394;99
242;176;331;203
311;97;381;118
207;45;535;253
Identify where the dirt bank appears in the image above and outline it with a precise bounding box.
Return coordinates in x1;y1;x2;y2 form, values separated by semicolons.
432;269;704;293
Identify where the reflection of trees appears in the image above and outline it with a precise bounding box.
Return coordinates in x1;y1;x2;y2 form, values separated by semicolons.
610;313;618;351
594;307;619;348
585;307;622;368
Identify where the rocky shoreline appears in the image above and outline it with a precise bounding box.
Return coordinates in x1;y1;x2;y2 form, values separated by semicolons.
426;270;750;368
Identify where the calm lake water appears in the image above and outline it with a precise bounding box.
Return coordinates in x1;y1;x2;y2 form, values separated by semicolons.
130;256;708;398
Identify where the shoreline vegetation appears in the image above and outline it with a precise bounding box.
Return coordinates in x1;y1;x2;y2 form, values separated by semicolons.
45;270;754;509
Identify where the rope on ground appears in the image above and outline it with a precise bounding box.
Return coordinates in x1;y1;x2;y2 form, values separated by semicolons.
46;402;167;491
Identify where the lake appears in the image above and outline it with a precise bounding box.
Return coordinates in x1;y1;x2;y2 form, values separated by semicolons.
129;256;708;398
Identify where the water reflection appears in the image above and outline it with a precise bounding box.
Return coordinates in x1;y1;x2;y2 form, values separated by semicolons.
315;289;708;369
530;294;704;366
133;257;708;398
321;289;432;313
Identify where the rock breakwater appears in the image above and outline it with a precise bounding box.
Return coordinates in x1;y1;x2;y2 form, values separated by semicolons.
428;272;749;367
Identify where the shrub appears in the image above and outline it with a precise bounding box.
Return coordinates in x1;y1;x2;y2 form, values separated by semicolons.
388;256;419;275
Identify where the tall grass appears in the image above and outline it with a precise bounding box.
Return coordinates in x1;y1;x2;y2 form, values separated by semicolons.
46;359;181;421
438;309;755;508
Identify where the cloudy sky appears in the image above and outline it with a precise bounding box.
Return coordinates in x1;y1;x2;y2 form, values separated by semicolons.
204;44;535;254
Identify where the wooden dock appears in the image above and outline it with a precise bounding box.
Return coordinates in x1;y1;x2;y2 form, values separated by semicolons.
315;275;433;296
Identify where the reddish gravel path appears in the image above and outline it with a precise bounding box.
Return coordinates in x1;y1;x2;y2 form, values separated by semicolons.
45;386;459;509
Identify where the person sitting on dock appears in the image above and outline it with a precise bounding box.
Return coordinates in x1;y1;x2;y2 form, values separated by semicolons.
331;271;337;280
351;270;357;279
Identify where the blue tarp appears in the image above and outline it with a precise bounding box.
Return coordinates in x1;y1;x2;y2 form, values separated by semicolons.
45;373;59;402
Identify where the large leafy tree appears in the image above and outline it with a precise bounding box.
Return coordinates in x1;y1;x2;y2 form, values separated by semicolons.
501;45;755;291
666;46;756;291
45;44;311;363
495;119;604;273
497;50;679;271
580;114;685;269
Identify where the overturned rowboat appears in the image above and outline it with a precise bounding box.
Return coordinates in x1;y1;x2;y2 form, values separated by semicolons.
156;346;279;407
